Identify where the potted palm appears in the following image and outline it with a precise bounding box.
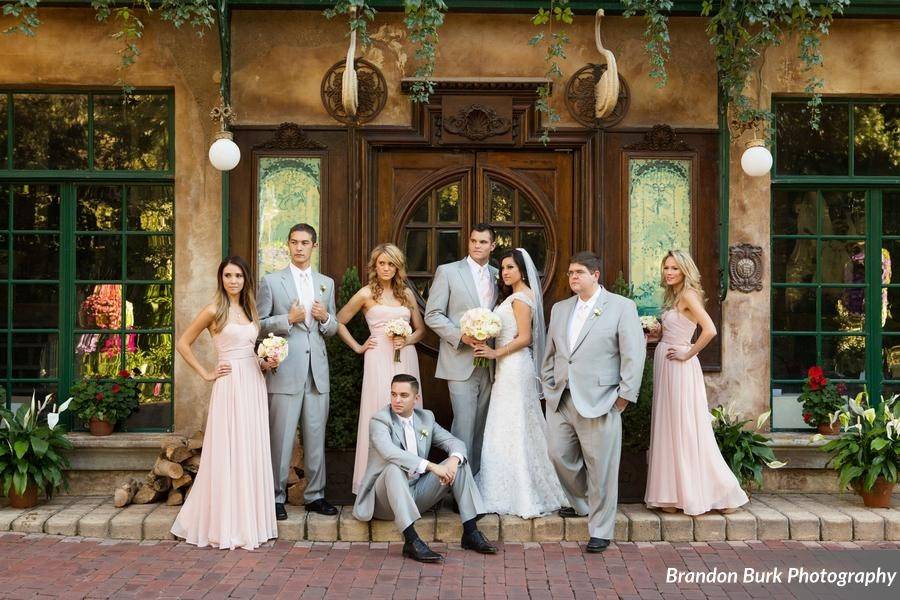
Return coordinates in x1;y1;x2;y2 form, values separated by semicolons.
69;369;142;435
0;393;73;508
712;405;786;495
819;393;899;508
798;365;846;435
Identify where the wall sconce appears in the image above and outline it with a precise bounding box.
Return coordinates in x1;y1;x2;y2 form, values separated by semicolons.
741;138;773;177
208;96;240;171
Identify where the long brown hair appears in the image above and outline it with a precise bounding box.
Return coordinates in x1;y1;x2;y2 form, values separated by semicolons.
213;256;259;333
367;243;413;309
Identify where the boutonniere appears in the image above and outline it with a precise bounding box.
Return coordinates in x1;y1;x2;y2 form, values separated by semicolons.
592;308;602;319
419;428;428;440
319;284;326;297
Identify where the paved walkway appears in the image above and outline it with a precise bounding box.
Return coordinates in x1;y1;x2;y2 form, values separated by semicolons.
2;494;899;543
1;532;898;599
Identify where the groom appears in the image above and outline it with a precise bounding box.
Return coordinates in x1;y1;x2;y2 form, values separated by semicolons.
257;223;339;520
542;251;646;552
425;224;498;475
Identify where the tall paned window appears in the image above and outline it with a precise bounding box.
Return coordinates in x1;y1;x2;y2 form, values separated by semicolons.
771;98;900;429
0;90;175;431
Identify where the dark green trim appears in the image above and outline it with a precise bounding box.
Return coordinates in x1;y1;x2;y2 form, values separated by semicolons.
717;80;729;301
218;0;232;257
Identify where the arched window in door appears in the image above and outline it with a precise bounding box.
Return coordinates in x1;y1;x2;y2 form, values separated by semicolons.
400;173;552;303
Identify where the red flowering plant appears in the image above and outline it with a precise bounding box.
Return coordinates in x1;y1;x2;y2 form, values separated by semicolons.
69;369;142;426
799;366;846;428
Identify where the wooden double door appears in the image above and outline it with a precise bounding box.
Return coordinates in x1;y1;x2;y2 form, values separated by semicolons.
372;149;576;425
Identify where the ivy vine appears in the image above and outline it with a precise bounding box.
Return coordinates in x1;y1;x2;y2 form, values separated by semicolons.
529;0;573;144
3;0;215;93
324;0;377;47
622;0;849;133
403;0;446;104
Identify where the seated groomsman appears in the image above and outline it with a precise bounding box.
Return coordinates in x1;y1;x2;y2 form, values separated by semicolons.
352;373;498;562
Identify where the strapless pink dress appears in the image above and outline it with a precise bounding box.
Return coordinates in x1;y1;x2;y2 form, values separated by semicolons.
645;310;749;515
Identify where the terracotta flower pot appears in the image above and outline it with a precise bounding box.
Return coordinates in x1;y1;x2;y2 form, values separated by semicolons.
817;422;840;435
89;417;115;436
7;480;39;509
858;477;895;508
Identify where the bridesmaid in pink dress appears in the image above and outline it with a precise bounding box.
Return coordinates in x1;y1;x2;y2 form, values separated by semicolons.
645;250;748;516
337;243;425;494
171;256;278;549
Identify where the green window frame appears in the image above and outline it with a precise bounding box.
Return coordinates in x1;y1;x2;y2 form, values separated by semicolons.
771;96;900;430
0;89;175;432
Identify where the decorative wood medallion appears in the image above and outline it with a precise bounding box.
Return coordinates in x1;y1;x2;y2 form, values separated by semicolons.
729;243;764;293
624;124;693;152
564;64;629;128
443;103;512;141
321;58;387;125
254;123;325;150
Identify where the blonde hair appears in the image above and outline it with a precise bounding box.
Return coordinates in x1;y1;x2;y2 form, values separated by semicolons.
660;249;705;309
213;256;259;333
367;243;413;309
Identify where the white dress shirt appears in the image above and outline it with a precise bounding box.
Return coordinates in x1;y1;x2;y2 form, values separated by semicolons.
289;263;332;331
568;285;603;350
466;256;494;308
398;414;464;481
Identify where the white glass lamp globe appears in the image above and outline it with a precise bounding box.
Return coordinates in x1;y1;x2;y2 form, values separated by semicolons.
740;139;773;177
208;132;241;171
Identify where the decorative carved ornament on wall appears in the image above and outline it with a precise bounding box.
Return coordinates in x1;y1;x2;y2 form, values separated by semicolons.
564;64;629;128
443;104;512;141
254;123;325;151
729;243;764;293
321;59;387;125
623;124;692;152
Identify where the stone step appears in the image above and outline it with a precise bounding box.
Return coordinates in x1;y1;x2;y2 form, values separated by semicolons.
1;494;899;543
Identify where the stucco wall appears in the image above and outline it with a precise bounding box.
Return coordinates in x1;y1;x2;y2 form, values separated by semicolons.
707;19;900;422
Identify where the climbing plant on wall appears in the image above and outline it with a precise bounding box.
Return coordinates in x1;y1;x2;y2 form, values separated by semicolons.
621;0;850;132
529;0;574;144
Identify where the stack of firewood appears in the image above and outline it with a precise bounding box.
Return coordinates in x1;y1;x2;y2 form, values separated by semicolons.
114;431;204;508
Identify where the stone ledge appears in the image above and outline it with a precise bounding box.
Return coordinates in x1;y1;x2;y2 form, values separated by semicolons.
65;433;170;471
767;432;833;469
3;494;898;543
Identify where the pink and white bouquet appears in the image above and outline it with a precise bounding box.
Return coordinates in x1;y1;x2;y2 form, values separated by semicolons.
257;333;289;372
460;307;502;368
384;319;413;363
640;315;661;334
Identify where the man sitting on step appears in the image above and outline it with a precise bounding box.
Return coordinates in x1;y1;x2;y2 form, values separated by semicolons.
352;373;498;562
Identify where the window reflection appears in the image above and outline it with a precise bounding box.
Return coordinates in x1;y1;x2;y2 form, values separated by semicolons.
854;103;900;176
12;94;88;170
776;102;849;176
93;94;169;171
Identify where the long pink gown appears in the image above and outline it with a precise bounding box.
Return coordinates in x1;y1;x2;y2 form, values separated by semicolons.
645;310;749;515
171;320;277;550
352;304;421;494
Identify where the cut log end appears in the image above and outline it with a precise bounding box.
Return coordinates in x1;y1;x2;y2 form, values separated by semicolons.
113;478;140;508
153;456;184;480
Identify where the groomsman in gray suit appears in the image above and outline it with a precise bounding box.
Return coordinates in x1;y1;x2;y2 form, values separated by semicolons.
257;223;339;520
542;251;646;553
424;224;498;475
353;374;497;563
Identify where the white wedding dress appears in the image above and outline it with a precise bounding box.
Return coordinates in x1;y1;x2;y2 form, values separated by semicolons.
476;290;569;518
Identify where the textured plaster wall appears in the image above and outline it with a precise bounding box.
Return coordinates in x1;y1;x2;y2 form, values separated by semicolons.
232;11;718;128
705;19;900;422
0;9;221;434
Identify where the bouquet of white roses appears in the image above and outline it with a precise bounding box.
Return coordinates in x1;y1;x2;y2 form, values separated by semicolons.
460;307;502;368
384;318;413;362
640;315;661;334
257;332;289;372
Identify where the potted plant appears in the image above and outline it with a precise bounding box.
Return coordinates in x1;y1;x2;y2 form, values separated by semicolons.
69;369;142;436
798;365;846;435
0;393;73;508
712;405;786;496
819;393;899;508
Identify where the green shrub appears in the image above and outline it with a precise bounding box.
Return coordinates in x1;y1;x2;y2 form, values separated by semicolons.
712;405;785;493
325;267;367;450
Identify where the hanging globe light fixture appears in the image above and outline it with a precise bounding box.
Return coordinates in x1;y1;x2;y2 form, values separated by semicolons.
740;138;773;177
208;97;240;171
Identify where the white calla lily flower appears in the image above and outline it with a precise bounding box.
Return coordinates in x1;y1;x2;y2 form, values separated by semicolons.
863;408;877;425
756;410;771;431
57;397;72;413
47;412;59;430
766;460;788;469
810;433;825;443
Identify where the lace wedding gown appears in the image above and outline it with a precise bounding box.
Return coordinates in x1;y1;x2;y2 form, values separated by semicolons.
476;291;569;518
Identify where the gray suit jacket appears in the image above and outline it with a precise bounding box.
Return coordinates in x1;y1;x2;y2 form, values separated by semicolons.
541;287;646;418
256;267;339;395
424;258;499;381
353;407;467;522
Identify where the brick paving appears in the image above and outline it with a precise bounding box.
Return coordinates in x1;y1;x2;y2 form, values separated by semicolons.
1;532;898;599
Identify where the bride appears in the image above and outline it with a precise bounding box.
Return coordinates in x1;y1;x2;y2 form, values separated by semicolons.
473;248;568;518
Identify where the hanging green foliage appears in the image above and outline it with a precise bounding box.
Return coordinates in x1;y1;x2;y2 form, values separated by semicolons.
403;0;446;104
529;0;574;144
621;0;672;87
324;0;377;47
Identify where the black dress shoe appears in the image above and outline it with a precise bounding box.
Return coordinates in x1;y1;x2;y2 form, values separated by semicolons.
304;499;338;516
275;503;288;521
586;537;610;553
461;530;498;554
402;539;443;563
558;507;583;518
